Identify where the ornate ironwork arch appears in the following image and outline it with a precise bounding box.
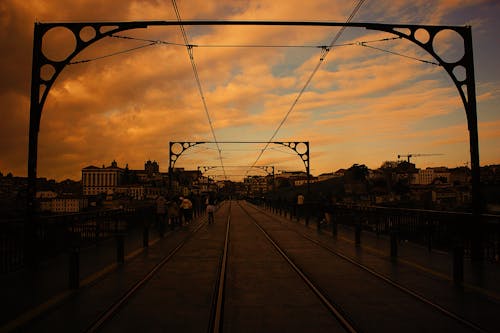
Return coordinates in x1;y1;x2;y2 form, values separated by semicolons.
169;141;308;173
26;21;482;266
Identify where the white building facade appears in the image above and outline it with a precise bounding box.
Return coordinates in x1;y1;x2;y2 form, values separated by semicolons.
82;161;123;196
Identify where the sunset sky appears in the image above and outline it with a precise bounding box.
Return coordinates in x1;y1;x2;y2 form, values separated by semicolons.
0;0;499;181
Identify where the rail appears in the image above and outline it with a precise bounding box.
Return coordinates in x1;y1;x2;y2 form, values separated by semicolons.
261;198;500;264
0;205;154;273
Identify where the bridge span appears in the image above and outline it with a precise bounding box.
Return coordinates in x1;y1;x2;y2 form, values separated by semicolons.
2;200;500;332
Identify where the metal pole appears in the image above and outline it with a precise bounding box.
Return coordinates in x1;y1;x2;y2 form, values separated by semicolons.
26;23;43;270
463;27;483;262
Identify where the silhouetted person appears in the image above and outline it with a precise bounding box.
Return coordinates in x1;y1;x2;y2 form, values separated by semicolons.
167;198;180;229
206;194;216;224
296;192;304;221
180;196;193;225
156;194;167;236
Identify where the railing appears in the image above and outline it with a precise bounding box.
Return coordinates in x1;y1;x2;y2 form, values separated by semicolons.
0;205;154;274
0;220;24;273
262;198;500;264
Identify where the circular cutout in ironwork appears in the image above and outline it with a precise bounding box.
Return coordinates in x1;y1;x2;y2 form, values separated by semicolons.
432;29;464;64
171;143;183;155
42;27;77;62
414;28;430;44
40;64;55;82
79;26;96;43
453;65;466;83
295;142;308;154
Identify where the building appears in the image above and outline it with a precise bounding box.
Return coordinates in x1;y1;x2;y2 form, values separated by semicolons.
144;160;159;176
293;177;317;186
51;196;89;213
82;160;123;196
244;176;269;197
277;171;307;179
317;172;342;182
115;185;146;200
36;190;58;199
416;167;450;185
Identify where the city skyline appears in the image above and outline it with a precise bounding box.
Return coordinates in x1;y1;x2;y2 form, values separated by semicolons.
1;1;499;182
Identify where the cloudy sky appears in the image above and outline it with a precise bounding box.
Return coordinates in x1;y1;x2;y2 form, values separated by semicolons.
0;0;499;181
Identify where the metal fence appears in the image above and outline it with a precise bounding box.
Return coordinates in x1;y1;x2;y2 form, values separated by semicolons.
0;205;154;273
263;199;500;263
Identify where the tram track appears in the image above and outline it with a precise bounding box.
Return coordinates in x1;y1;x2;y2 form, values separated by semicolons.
243;201;491;333
208;201;231;333
236;200;360;333
18;200;495;332
86;200;358;332
84;202;231;333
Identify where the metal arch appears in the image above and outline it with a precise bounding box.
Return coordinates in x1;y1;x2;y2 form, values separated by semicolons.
28;21;150;216
363;24;473;111
361;24;480;217
169;141;206;169
26;21;482;266
170;141;307;173
169;141;206;190
28;21;480;212
274;141;310;173
32;22;149;118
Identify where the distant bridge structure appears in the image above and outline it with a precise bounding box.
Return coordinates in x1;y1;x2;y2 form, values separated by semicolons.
169;141;307;187
27;20;482;267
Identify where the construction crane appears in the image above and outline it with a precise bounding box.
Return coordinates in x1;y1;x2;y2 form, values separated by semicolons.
397;153;444;163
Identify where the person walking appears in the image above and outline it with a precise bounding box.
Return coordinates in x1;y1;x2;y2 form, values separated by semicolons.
167;198;180;229
155;194;167;236
180;196;193;225
296;192;305;221
206;194;216;224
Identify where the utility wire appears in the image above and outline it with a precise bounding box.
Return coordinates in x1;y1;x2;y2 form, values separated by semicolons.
110;34;401;49
359;42;440;66
247;0;366;172
68;41;157;64
111;34;188;47
69;34;402;65
268;147;298;155
171;0;226;179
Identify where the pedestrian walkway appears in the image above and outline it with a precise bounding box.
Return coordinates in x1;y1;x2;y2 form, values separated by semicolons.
294;213;500;300
0;223;167;332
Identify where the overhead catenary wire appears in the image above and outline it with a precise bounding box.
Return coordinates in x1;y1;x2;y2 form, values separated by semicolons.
68;41;157;65
110;33;401;49
171;0;227;179
358;42;440;66
70;34;408;65
247;0;366;173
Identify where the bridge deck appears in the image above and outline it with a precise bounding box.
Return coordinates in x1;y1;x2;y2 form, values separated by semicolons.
2;200;500;332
